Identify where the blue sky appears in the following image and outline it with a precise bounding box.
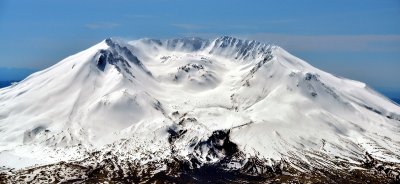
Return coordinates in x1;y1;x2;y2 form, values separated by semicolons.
0;0;399;94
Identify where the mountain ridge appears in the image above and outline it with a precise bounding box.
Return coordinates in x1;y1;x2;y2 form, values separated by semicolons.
0;36;399;183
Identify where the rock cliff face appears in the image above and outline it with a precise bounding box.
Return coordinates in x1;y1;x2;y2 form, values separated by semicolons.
0;36;399;183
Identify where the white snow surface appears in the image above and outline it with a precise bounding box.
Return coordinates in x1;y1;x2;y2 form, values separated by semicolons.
0;36;399;169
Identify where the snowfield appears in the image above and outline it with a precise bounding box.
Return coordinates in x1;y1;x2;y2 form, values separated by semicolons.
0;36;399;182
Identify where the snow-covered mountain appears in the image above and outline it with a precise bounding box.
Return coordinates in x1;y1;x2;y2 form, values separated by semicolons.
0;36;399;183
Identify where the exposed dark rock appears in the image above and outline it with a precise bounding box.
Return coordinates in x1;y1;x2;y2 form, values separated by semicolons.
249;53;273;75
209;36;271;61
305;73;319;81
103;38;153;76
95;49;136;79
311;92;318;97
167;127;187;144
363;105;383;115
178;63;204;73
165;37;209;51
96;50;108;71
2;149;399;183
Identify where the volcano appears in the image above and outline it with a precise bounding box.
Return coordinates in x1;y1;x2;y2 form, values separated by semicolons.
0;36;399;183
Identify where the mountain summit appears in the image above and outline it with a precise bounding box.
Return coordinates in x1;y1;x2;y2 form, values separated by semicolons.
1;36;399;183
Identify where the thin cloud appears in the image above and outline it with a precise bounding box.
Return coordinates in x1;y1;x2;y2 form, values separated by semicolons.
224;24;259;30
236;33;400;52
124;14;156;19
172;23;260;31
85;22;120;29
171;23;208;30
263;19;297;24
179;32;220;39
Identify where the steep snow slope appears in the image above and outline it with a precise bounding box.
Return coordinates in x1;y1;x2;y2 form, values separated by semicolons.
0;37;399;180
